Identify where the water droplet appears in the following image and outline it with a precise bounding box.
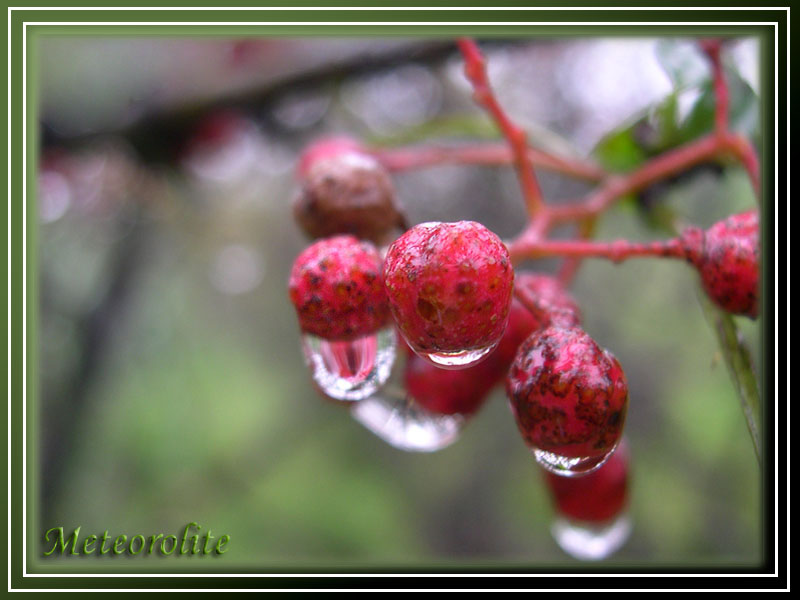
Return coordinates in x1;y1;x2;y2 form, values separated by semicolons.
533;446;616;477
301;326;396;402
418;342;497;370
350;390;464;452
551;513;632;561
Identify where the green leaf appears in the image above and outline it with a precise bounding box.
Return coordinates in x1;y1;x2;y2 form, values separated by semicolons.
677;65;760;144
593;123;649;172
696;288;762;467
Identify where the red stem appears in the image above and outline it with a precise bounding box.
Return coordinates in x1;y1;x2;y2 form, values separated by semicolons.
545;133;742;225
724;134;761;198
457;38;546;216
700;39;729;135
511;235;691;264
372;143;605;182
558;218;597;286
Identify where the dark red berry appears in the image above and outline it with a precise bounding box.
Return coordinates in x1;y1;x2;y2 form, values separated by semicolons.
506;326;628;460
545;441;629;523
404;352;496;416
513;272;581;329
288;235;391;341
485;296;542;377
383;221;514;362
293;144;404;244
686;209;759;318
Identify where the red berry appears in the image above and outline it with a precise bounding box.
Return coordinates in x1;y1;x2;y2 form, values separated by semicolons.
545;441;629;523
506;326;628;461
484;296;541;377
288;235;391;341
293;143;403;244
687;209;759;318
404;352;496;416
383;221;514;366
513;272;581;329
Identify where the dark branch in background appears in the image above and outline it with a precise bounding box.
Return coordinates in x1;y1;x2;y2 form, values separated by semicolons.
40;208;151;523
36;38;519;524
40;40;518;166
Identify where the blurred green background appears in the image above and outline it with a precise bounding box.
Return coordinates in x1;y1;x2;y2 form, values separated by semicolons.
34;36;762;569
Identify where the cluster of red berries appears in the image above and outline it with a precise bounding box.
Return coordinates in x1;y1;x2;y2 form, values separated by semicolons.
286;125;760;557
287;137;635;476
287;133;760;421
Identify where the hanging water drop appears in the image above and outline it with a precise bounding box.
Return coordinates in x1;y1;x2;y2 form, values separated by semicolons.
350;389;465;452
416;341;497;370
543;439;631;559
551;513;632;561
533;446;617;477
301;326;396;401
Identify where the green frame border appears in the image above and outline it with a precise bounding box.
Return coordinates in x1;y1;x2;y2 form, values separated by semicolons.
6;3;787;590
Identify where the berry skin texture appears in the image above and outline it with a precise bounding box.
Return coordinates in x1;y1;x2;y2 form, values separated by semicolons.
513;272;581;330
545;441;629;523
293;146;404;244
506;326;628;460
288;235;391;341
382;221;514;359
690;209;759;318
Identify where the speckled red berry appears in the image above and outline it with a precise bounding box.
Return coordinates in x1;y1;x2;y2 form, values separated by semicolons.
288;235;391;341
293;144;404;244
513;272;581;329
382;221;514;364
506;326;628;460
545;441;629;523
687;209;759;318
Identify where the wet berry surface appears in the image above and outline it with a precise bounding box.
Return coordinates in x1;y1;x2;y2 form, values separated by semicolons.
288;235;391;340
383;221;514;357
692;209;759;318
506;326;628;459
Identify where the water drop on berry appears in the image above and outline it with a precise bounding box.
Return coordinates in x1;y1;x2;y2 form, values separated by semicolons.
301;326;396;402
551;513;632;561
418;341;498;369
533;445;618;477
544;439;631;559
350;389;465;452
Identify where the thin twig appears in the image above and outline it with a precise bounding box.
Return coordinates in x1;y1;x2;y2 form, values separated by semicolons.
457;38;546;217
372;142;605;182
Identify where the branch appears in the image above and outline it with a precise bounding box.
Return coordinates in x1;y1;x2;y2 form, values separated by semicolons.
457;38;546;216
557;218;597;286
699;39;729;135
371;142;606;182
509;235;690;264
